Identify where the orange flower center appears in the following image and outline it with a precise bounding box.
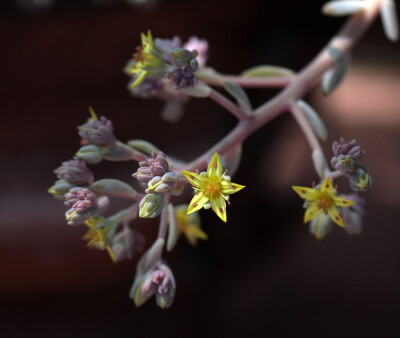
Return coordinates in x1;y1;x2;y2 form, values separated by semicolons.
204;181;221;198
316;192;334;210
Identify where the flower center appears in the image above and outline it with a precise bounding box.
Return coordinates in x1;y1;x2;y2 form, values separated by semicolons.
203;180;221;198
316;192;334;210
133;46;146;63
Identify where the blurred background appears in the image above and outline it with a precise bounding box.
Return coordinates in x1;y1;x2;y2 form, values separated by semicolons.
1;0;400;337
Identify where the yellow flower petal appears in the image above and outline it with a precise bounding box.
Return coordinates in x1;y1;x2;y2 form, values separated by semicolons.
221;180;245;195
207;153;223;179
106;246;116;263
304;204;323;223
211;196;227;222
334;196;355;208
181;170;208;187
320;177;334;194
187;193;209;214
184;224;208;246
327;206;345;227
130;71;148;88
292;186;317;200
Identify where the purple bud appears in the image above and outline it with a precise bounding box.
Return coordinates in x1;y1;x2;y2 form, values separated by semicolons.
64;187;97;213
78;116;116;147
331;137;366;174
54;157;94;185
141;264;175;301
132;151;170;183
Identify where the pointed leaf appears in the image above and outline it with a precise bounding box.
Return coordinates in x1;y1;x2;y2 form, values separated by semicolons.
180;83;211;97
167;204;179;252
296;100;328;141
322;1;367;17
223;81;252;115
127;139;160;156
241;65;295;78
380;0;399;41
92;179;137;196
321;53;350;95
312;149;328;179
137;238;164;275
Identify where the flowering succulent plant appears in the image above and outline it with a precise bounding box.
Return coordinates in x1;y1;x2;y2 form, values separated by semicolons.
49;0;398;308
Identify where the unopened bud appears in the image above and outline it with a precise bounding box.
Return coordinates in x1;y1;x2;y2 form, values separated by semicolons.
102;141;140;161
54;157;94;185
140;263;176;309
78;114;116;147
171;48;197;68
64;187;97;213
349;168;372;192
65;196;109;225
76;145;103;164
309;214;334;240
139;194;165;218
48;179;76;200
184;36;208;68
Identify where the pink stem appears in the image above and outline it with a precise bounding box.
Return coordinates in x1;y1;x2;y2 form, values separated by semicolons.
209;88;247;121
157;194;171;239
183;0;381;172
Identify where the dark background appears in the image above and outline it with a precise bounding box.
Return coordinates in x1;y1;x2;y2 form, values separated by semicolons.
1;0;400;337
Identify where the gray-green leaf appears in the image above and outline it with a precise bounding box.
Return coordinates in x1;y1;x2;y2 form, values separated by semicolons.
380;0;399;42
240;65;295;78
167;204;179;252
180;83;211;97
296;100;328;141
322;1;367;17
137;238;165;275
92;179;137;196
321;52;350;95
223;81;252;116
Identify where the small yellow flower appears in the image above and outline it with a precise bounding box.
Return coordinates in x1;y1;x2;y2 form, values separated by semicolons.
83;217;116;262
292;177;354;228
181;153;245;223
175;205;207;246
129;30;165;88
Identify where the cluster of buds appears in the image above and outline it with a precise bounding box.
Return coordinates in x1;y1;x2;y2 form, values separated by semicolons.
76;112;143;163
65;187;97;213
65;191;110;226
79;115;116;147
50;156;110;225
141;263;176;308
111;227;144;262
126;34;209;122
49;157;94;200
166;48;199;89
54;156;94;185
133;151;185;218
49;111;148;262
331;137;372;191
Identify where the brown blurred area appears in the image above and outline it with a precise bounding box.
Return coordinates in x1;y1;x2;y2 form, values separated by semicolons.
1;0;400;337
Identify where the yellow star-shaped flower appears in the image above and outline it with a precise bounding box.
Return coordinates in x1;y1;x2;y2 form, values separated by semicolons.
129;30;165;88
182;153;245;223
175;205;208;246
292;177;354;228
83;217;116;262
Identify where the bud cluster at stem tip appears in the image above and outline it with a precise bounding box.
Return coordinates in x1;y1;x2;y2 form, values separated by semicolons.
133;151;186;218
331;137;372;192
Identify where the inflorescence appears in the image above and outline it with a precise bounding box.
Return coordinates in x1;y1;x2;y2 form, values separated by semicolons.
49;0;399;308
